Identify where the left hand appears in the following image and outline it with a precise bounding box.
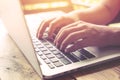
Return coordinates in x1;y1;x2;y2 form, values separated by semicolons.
54;21;115;52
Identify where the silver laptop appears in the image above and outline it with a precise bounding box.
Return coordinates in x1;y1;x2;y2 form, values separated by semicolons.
1;0;120;79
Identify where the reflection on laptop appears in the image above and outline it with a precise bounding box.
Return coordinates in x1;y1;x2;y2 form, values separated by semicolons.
0;0;120;80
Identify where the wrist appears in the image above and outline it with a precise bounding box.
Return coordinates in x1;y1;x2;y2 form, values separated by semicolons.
66;11;80;22
108;27;120;46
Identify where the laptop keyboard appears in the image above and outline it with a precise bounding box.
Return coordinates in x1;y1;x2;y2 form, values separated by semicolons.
32;36;96;69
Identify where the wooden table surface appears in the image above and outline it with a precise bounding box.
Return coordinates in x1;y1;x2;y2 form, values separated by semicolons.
0;13;120;80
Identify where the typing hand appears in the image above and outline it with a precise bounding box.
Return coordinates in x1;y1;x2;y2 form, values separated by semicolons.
37;13;77;39
54;21;117;52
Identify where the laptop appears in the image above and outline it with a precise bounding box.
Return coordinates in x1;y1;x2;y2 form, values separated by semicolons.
0;0;120;79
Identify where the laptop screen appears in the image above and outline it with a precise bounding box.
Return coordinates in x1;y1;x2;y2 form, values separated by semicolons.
0;0;43;79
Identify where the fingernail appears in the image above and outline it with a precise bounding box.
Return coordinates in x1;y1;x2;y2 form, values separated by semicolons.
65;49;68;53
60;46;62;51
54;39;56;44
56;43;61;50
65;48;71;53
48;33;52;37
56;42;58;48
37;34;41;39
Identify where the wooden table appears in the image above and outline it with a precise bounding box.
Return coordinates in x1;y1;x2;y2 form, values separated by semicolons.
0;13;120;80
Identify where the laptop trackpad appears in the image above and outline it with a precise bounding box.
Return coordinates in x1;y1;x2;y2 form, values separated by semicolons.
84;46;120;57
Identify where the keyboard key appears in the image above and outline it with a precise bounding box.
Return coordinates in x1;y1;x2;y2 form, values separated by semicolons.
47;64;55;69
79;49;95;58
37;52;43;56
72;52;87;61
79;55;87;60
50;58;59;63
39;47;47;51
64;53;79;62
37;45;44;48
55;54;64;59
32;39;39;43
43;51;51;55
40;39;46;43
60;58;71;65
40;55;47;60
46;54;55;59
53;61;63;67
43;42;49;45
52;50;60;55
46;45;53;48
44;59;51;64
35;48;40;52
49;47;56;51
34;39;42;44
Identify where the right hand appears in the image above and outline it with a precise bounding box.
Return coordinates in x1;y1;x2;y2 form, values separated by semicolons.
37;13;77;39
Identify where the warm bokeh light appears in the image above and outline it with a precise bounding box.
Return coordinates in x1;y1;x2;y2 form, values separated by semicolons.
23;1;69;11
71;0;100;10
22;0;101;14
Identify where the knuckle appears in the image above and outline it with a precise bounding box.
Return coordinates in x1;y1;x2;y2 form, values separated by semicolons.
82;24;88;28
50;21;55;27
60;27;69;35
57;39;61;44
68;32;75;38
59;15;66;19
61;42;67;48
63;28;69;34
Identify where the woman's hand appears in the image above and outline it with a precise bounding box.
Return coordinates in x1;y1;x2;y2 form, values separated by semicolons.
54;21;119;52
37;13;78;39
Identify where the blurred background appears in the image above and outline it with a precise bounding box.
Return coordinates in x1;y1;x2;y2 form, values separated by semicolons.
21;0;100;14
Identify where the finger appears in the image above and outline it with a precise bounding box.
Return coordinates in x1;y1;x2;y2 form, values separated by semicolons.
55;22;87;47
55;21;81;41
37;18;55;39
48;15;74;38
65;39;89;52
60;30;87;51
54;22;79;46
55;21;84;39
48;16;66;38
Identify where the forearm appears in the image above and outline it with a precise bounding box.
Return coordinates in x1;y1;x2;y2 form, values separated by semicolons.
67;0;120;25
109;27;120;46
69;7;112;24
